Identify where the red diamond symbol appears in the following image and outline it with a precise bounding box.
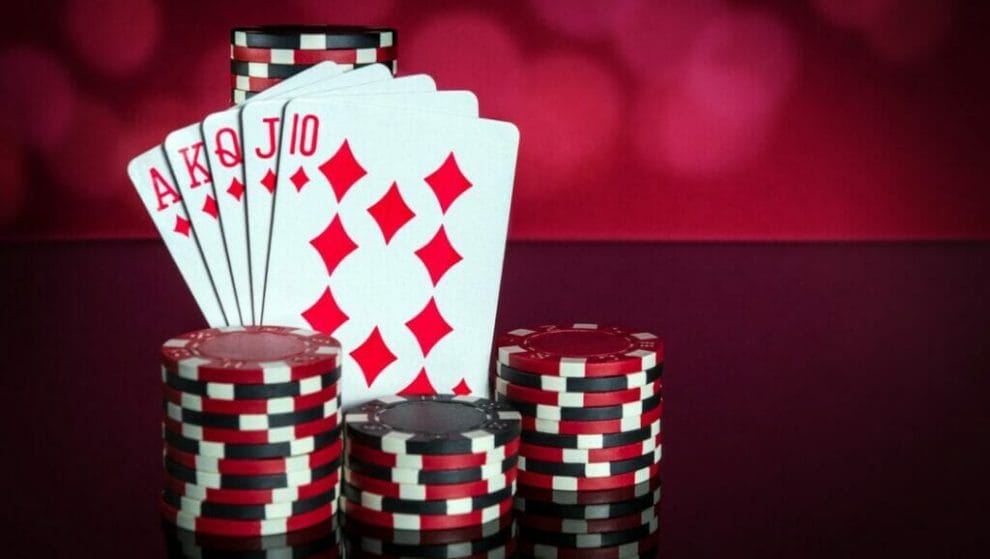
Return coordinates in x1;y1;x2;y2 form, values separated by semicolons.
301;287;349;334
451;378;472;395
350;326;397;387
173;215;191;237
201;195;218;220
367;181;415;244
398;368;438;396
318;139;366;202
309;215;357;277
414;226;463;286
405;297;453;358
290;166;310;192
260;168;277;194
424;152;472;214
226;177;244;201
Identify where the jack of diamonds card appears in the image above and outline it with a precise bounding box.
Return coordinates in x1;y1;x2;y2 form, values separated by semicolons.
263;99;519;407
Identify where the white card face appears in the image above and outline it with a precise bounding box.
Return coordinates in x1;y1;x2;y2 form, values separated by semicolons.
127;146;227;326
241;71;438;322
163;63;355;324
264;100;519;407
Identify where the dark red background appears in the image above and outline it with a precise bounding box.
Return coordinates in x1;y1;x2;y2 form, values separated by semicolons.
2;0;989;240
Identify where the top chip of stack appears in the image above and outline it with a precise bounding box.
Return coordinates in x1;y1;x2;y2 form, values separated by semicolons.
229;25;398;104
159;326;344;537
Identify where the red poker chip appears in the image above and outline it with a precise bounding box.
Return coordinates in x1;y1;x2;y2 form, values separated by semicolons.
517;462;661;491
161;326;341;384
341;497;513;530
520;432;662;464
163;411;340;444
230;45;397;65
497;324;662;377
165;438;343;475
517;502;661;534
516;473;661;505
164;469;340;505
517;532;658;559
344;468;517;500
496;377;661;408
164;383;340;415
519;401;663;435
347;438;520;471
342;514;513;545
160;498;337;537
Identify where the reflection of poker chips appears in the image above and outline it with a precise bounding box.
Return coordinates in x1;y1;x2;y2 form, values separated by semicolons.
164;422;342;460
496;363;663;393
231;45;397;65
164;397;341;430
517;462;661;491
496;377;661;408
347;438;520;471
519;432;662;464
496;324;662;377
342;514;514;545
346;542;516;559
499;390;662;422
166;437;342;475
165;469;341;506
341;481;516;515
161;326;341;383
520;447;661;478
162;521;341;558
516;475;662;506
514;487;661;520
342;523;514;559
163;383;340;415
232;26;395;50
341;497;513;530
518;502;661;534
519;516;659;548
345;396;521;455
517;535;658;559
163;410;341;444
160;499;337;537
518;401;663;435
164;455;342;490
163;368;341;401
163;487;337;521
345;469;518;500
346;455;517;485
520;419;661;450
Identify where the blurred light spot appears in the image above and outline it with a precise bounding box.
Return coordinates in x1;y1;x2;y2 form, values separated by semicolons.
62;0;160;76
683;9;799;121
612;0;726;85
293;0;397;23
404;11;523;118
515;51;623;186
0;136;26;225
47;97;126;200
863;0;954;63
0;46;76;151
635;89;770;178
812;0;898;30
530;0;636;39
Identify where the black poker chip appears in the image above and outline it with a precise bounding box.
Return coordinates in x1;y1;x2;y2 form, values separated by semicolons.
345;395;521;455
231;26;396;50
229;60;315;79
497;363;663;393
519;420;659;450
345;455;517;485
163;368;341;401
164;455;341;490
340;481;515;515
163;423;343;460
519;448;660;478
498;390;663;422
518;515;659;549
513;487;662;520
342;523;514;559
163;397;340;430
162;486;337;521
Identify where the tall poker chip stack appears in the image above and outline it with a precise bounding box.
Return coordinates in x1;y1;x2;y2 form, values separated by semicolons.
341;395;522;559
230;25;398;104
159;326;344;538
494;324;664;559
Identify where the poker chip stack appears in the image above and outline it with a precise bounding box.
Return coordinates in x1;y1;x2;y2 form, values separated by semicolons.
162;521;341;558
230;25;398;103
493;324;664;559
159;326;344;537
341;395;522;558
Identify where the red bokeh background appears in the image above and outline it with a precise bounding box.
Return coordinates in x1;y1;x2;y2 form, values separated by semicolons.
1;0;988;240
